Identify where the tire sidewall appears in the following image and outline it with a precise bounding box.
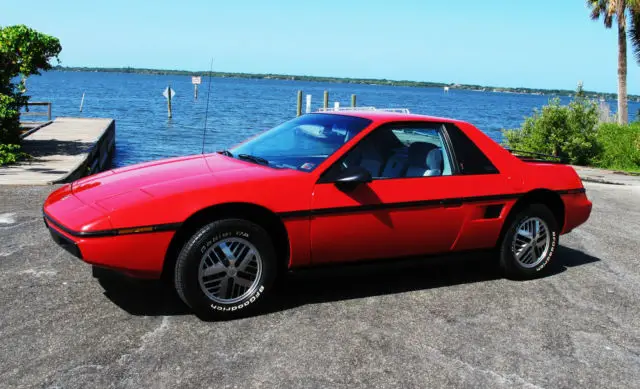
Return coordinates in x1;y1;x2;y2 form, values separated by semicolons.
500;204;559;278
175;219;276;319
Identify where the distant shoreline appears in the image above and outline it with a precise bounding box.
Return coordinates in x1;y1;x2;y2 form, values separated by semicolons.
53;66;639;100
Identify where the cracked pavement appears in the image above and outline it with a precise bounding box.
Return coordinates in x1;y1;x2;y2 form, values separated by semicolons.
0;183;639;388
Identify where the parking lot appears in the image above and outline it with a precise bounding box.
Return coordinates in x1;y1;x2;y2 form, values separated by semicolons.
1;182;639;388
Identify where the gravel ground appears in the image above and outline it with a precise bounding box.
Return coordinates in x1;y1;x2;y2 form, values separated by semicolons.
0;182;638;389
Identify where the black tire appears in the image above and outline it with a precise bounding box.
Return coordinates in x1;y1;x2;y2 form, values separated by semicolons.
174;218;277;320
499;204;559;280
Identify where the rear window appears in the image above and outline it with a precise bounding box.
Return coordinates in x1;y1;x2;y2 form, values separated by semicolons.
445;124;498;175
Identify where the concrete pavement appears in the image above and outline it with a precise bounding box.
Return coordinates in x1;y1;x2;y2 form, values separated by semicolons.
0;182;639;388
0;118;114;185
572;165;640;186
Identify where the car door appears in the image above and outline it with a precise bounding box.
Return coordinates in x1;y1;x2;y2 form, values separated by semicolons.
309;122;472;265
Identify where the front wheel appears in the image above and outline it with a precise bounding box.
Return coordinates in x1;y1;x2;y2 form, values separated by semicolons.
174;219;277;320
499;204;559;279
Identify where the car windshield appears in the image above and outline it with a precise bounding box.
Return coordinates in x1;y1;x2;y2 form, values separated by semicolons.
228;113;372;171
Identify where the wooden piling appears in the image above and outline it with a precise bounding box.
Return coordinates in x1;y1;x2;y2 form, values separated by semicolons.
323;91;329;109
167;85;173;118
296;90;302;116
351;94;357;107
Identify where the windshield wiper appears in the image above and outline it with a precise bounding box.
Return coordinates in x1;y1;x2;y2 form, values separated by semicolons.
218;149;234;157
237;154;270;166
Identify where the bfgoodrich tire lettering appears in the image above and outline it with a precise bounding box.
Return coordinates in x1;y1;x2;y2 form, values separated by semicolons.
499;204;559;279
174;219;277;319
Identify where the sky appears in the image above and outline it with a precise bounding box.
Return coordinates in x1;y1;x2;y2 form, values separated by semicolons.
3;0;640;94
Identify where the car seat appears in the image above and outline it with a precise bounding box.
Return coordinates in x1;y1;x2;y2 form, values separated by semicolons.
425;148;443;176
341;139;384;177
381;149;409;178
405;142;438;177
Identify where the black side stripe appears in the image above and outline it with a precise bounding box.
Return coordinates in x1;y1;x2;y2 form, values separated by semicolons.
278;193;523;219
44;188;585;234
278;188;585;220
44;214;182;238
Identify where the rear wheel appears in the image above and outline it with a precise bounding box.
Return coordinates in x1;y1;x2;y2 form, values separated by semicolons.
499;204;559;279
174;219;277;320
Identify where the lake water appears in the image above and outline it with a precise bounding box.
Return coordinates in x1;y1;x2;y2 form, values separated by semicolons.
22;71;639;167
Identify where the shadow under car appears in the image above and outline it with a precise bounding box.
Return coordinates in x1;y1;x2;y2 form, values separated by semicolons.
94;245;601;319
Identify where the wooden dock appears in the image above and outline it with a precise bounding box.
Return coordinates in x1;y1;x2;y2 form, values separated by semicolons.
0;117;115;185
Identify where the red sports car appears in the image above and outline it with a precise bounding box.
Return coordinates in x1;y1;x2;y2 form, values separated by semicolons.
43;109;592;319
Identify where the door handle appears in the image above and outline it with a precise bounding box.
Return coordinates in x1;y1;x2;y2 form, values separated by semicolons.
440;198;463;208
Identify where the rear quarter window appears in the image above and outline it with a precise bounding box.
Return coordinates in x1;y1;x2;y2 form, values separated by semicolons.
445;123;499;175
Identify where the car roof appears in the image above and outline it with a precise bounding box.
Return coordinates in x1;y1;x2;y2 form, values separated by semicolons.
312;110;466;125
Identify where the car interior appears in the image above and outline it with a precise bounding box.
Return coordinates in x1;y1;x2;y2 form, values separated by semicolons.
341;126;453;179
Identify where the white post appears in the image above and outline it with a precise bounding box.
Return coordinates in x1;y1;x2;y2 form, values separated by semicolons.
305;94;312;113
334;101;340;110
79;92;85;112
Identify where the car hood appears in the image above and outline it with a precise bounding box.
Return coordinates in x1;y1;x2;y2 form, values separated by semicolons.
70;153;284;208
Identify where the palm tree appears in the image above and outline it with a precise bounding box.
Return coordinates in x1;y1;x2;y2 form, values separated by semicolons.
587;0;640;124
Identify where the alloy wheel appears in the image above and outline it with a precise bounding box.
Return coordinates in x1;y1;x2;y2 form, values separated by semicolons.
198;237;263;304
511;217;551;268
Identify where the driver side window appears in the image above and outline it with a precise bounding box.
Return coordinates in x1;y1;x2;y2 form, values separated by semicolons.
333;123;453;180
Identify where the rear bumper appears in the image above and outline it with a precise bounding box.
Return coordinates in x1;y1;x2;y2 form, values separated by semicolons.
43;215;174;279
561;191;593;234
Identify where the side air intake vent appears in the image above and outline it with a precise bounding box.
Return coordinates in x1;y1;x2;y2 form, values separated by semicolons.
484;204;504;219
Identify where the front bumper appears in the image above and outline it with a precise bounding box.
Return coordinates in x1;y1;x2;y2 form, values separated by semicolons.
43;213;177;279
45;217;83;259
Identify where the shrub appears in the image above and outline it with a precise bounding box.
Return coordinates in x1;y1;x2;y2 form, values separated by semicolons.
0;143;27;165
594;122;640;172
0;93;21;145
502;97;601;165
0;24;61;160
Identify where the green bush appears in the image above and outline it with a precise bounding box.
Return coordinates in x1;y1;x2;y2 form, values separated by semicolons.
503;97;601;165
594;122;640;172
0;93;21;145
502;95;640;172
0;143;26;165
0;24;61;162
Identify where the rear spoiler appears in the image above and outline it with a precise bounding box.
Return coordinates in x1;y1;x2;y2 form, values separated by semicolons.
504;148;567;164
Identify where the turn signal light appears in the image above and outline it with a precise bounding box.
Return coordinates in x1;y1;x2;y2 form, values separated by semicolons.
117;226;154;235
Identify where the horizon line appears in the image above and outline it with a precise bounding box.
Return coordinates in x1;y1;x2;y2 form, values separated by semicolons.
52;65;635;99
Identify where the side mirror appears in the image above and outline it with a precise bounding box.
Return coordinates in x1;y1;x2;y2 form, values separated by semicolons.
334;166;372;191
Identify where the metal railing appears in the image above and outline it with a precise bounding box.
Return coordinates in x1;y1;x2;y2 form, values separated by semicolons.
21;101;52;121
316;106;411;114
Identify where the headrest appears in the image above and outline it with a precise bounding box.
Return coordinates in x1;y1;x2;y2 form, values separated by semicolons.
427;148;443;170
408;142;437;166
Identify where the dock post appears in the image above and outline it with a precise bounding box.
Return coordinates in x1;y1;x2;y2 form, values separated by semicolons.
323;91;329;109
194;84;198;100
167;85;173;118
306;94;312;113
351;94;357;107
47;103;52;121
296;90;302;116
79;92;85;112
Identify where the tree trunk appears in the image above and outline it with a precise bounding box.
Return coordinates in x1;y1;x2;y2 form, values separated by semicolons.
618;8;629;125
